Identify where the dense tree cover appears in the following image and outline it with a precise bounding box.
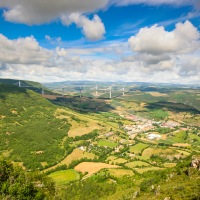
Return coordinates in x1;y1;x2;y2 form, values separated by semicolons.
52;96;113;112
73;129;98;141
0;84;71;169
0;160;55;200
60;177;116;200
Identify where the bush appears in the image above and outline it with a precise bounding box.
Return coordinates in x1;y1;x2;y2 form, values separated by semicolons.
0;160;55;200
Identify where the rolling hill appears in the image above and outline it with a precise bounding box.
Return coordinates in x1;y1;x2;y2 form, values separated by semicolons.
0;83;71;169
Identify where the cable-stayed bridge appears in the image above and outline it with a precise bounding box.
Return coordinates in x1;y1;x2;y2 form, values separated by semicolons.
45;84;127;99
9;80;128;99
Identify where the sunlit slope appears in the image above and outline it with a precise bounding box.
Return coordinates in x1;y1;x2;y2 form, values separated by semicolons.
0;84;70;169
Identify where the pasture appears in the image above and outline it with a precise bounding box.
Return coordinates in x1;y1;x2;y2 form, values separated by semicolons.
129;143;149;154
60;148;96;166
163;163;177;168
44;148;96;172
98;140;118;148
135;167;164;174
142;147;178;159
74;162;119;176
125;161;150;168
48;169;80;186
107;168;134;177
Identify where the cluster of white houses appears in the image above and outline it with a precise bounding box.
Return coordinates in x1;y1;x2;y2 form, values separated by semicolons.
124;115;180;139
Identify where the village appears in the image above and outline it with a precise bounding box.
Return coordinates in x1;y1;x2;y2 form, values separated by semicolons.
123;114;180;140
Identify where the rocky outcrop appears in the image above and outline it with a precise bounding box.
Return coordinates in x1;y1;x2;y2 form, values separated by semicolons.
191;157;200;170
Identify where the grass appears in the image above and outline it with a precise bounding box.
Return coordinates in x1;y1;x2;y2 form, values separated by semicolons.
148;109;169;120
112;158;127;164
106;156;118;162
107;169;134;177
147;92;168;97
68;121;100;137
74;162;119;176
188;133;200;145
48;169;80;186
98;140;118;148
125;161;150;168
176;149;190;156
142;147;177;158
106;156;127;164
55;108;101;137
163;163;177;168
61;148;96;165
171;131;187;143
135;167;164;174
129;143;149;154
135;155;150;161
44;148;96;172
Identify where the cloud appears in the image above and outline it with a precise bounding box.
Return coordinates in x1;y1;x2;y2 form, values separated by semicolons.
111;0;200;9
1;0;107;41
1;0;199;42
125;20;200;79
177;55;200;77
0;34;53;65
1;0;199;26
128;20;200;55
1;0;108;24
45;35;62;44
61;13;105;41
0;33;199;84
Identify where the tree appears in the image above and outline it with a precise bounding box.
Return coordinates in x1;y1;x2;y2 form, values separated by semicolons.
0;160;55;200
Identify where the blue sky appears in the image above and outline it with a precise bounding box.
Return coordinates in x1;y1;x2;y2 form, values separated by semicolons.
0;0;200;83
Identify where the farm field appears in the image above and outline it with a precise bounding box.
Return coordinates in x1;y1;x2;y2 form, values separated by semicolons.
107;168;134;177
134;167;164;174
98;140;118;148
45;148;96;172
125;161;150;168
74;162;119;176
142;147;180;159
48;169;80;186
129;143;149;154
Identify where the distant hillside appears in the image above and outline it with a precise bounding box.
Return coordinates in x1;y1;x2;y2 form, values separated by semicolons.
0;84;71;169
0;78;59;96
0;78;43;93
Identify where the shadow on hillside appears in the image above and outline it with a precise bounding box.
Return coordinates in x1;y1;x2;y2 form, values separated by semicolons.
48;96;114;113
145;101;200;114
0;84;30;99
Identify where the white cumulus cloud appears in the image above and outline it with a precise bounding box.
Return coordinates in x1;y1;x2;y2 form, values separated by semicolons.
0;34;52;65
0;32;199;84
0;0;107;40
62;13;105;41
128;20;200;55
127;20;200;77
0;0;108;24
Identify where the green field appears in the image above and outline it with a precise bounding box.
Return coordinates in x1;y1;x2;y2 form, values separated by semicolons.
125;161;150;168
170;131;187;143
98;140;118;148
129;143;149;154
148;109;169;120
135;167;164;174
48;169;80;185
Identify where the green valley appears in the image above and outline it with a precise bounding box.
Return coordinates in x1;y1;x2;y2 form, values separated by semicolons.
0;80;200;199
